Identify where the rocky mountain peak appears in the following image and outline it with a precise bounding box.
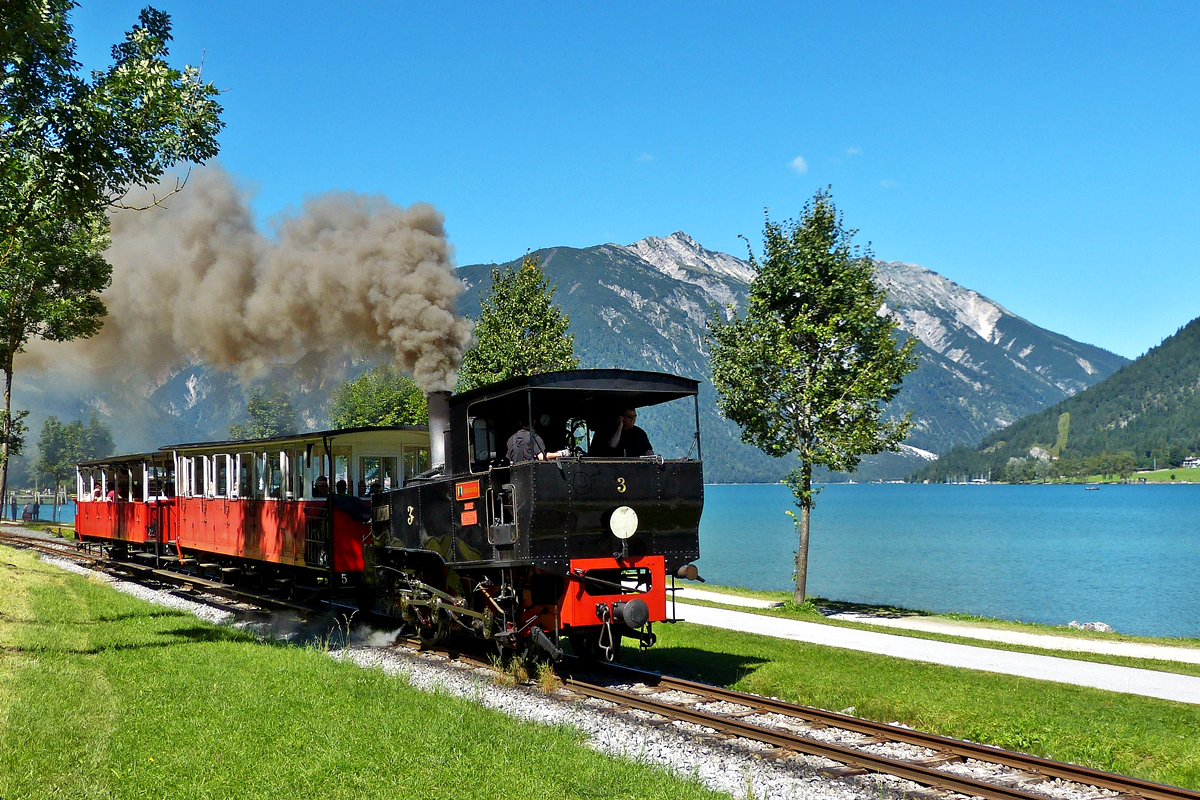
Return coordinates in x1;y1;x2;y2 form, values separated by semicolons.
624;231;757;284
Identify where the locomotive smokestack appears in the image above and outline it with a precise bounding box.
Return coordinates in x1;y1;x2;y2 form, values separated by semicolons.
427;391;451;471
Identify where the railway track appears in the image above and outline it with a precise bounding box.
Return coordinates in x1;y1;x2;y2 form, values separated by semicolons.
5;525;1198;800
556;661;1200;800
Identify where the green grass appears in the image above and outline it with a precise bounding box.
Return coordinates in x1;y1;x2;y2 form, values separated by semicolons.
625;623;1200;790
0;546;718;800
1128;467;1200;483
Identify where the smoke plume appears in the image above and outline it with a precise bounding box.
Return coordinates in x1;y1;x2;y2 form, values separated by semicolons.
23;165;472;392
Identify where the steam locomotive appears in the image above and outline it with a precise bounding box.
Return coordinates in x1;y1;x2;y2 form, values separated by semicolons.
75;369;704;661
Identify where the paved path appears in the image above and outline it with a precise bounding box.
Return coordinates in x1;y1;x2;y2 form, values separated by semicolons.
825;612;1200;664
673;587;784;609
675;603;1200;705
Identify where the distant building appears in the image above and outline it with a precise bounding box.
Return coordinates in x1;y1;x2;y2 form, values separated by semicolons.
1182;456;1200;469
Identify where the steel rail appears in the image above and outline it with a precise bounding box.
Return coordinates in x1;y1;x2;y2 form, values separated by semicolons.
0;528;322;615
639;671;1200;800
565;677;1052;800
575;661;1200;800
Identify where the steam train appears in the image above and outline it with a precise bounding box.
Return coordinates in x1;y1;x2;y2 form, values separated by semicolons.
74;369;704;661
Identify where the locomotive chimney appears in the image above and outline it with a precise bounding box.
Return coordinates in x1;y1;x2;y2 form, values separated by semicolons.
427;391;451;471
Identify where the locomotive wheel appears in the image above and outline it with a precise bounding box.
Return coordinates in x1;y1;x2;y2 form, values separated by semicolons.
417;609;450;647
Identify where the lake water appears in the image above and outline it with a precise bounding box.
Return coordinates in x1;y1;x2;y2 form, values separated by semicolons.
698;484;1200;639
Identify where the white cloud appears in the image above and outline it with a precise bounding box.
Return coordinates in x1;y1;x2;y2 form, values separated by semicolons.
846;146;862;157
789;155;808;175
880;179;898;188
637;152;654;163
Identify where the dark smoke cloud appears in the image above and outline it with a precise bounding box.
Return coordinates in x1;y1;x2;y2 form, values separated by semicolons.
22;165;472;392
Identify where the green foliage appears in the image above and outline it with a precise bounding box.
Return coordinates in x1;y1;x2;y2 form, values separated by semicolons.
707;189;917;600
0;0;223;508
230;388;297;440
0;410;28;463
915;314;1200;482
329;363;427;428
34;413;113;509
456;253;579;392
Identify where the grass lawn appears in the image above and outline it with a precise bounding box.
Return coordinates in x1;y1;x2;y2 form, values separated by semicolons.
624;622;1200;790
0;545;718;800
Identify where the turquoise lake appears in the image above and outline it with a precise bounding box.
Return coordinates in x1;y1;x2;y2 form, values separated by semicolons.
698;483;1200;639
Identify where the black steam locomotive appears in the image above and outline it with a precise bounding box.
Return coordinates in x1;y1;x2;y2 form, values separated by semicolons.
367;369;704;661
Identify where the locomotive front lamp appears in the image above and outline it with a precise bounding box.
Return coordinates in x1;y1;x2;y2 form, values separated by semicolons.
610;506;638;539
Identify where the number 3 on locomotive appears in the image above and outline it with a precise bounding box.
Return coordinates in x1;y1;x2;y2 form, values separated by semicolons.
407;505;415;525
616;477;626;493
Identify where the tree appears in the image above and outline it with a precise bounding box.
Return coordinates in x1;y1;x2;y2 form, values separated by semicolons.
1;1;223;526
707;190;918;604
35;413;113;520
330;364;428;428
230;388;297;441
456;254;579;392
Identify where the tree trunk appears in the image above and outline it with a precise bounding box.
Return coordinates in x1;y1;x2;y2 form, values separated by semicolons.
793;458;812;605
1;355;12;520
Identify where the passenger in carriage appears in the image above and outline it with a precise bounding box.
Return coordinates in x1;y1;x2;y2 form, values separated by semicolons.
335;479;348;495
313;475;329;498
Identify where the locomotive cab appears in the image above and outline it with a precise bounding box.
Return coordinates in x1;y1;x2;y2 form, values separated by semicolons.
369;369;704;661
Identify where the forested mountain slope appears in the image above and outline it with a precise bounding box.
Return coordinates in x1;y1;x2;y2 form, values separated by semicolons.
914;314;1200;481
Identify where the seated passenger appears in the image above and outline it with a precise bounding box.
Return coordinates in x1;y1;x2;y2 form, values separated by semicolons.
604;408;654;457
335;479;348;495
313;475;329;498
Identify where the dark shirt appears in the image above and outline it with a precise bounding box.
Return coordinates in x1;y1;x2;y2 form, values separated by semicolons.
609;425;653;458
506;428;546;463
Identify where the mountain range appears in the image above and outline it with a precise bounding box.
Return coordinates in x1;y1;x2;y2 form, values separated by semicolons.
914;313;1200;481
455;233;1127;481
11;232;1127;485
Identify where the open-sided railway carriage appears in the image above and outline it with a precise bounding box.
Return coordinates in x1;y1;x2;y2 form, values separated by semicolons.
73;369;704;661
75;427;432;597
367;369;704;661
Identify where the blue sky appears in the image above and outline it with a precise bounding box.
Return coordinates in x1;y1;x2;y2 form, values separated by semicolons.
73;1;1199;360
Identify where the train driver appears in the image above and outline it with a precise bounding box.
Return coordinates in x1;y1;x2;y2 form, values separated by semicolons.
604;407;654;457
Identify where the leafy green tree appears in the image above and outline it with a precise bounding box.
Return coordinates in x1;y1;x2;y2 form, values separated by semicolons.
0;1;224;509
456;254;579;392
708;190;918;604
230;388;297;441
36;413;113;520
329;364;428;428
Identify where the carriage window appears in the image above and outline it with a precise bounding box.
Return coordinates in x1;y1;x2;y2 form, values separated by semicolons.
381;456;397;490
403;447;430;481
215;456;228;497
290;448;305;499
238;453;254;499
334;455;349;494
359;456;379;496
267;452;283;498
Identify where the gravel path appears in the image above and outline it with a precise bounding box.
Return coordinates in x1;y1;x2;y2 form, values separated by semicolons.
823;612;1200;664
677;604;1200;704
